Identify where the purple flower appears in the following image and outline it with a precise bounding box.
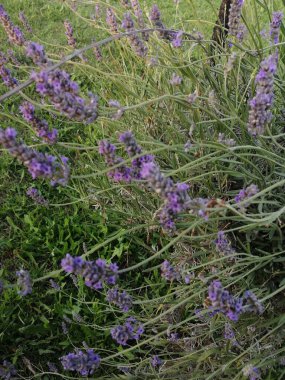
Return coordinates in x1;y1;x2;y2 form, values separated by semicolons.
215;231;235;256
111;317;144;345
106;287;133;312
121;0;131;8
150;355;163;368
20;101;57;144
61;254;118;290
64;20;76;48
0;5;25;46
270;12;283;44
26;42;48;66
242;365;261;380
208;280;243;321
49;279;60;290
149;4;173;40
218;133;236;147
0;360;17;380
248;53;278;136
243;291;264;314
0;64;17;88
228;0;245;41
130;0;149;41
172;30;183;48
0;127;69;185
18;11;32;33
47;362;58;373
121;12;148;57
161;260;181;281
16;269;32;296
224;322;235;340
234;184;259;208
169;73;182;86
61;349;100;376
93;38;102;61
31;68;98;123
26;187;48;206
106;8;118;33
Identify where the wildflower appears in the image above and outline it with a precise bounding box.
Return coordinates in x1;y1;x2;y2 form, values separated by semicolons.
248;53;278;136
27;187;48;206
243;291;264;314
106;287;133;312
161;260;181;281
224;52;237;74
98;140;132;182
121;0;131;8
187;91;198;104
270;12;283;44
184;140;192;152
64;20;76;48
93;38;102;61
61;349;100;376
228;0;245;41
47;362;58;373
7;49;20;66
170;73;182;86
20;101;58;144
111;317;144;345
0;360;17;379
121;12;148;57
61;254;118;290
0;64;17;88
150;355;163;368
16;269;32;296
242;365;261;380
215;231;235;256
26;41;48;66
49;279;60;290
167;331;179;341
224;322;235;340
18;11;32;33
106;8;118;33
130;0;149;41
94;4;100;19
234;184;259;208
31;67;99;123
149;4;173;40
218;133;236;147
208;280;243;321
0;4;25;46
0;127;69;185
172;30;183;48
119;131;153;178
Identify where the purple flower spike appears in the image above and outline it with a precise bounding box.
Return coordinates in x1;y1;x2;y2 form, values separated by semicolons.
16;269;32;296
27;187;48;206
121;12;148;57
215;231;235;256
242;365;261;380
228;0;245;41
161;260;181;281
172;30;183;48
64;20;76;48
169;73;182;86
18;11;32;33
234;184;259;210
26;42;48;66
0;360;17;379
150;355;163;368
130;0;149;41
0;64;17;88
61;349;100;376
0;4;25;46
111;317;144;345
243;291;264;314
106;8;118;33
150;4;173;40
270;12;283;44
107;287;133;312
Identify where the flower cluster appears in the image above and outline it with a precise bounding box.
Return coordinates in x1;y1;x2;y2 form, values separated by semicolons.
64;20;76;48
228;0;245;41
172;30;183;48
270;12;283;44
16;269;32;296
106;287;133;312
106;7;118;34
224;322;235;340
111;317;144;345
121;13;148;57
26;187;48;206
243;291;264;314
217;132;236;147
242;365;261;380
208;280;243;321
0;360;17;379
61;349;100;376
61;253;118;290
93;38;102;61
20;101;58;144
26;41;48;66
130;0;149;41
161;260;181;281
248;53;278;136
234;184;259;209
0;63;17;88
31;67;99;123
0;127;69;185
0;4;25;46
150;355;163;368
214;231;235;256
18;11;32;33
169;73;182;86
149;4;173;40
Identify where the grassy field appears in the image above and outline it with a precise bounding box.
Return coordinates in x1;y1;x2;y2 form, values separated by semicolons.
1;0;285;379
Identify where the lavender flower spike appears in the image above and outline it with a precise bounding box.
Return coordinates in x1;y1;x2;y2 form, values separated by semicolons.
27;187;48;206
26;41;49;66
64;20;76;48
228;0;245;40
16;269;32;296
106;8;118;34
149;4;173;40
0;360;17;379
106;287;133;312
121;12;148;57
18;11;32;33
161;260;181;281
248;53;278;136
111;317;144;345
270;12;283;44
0;4;25;46
0;64;18;88
130;0;149;41
61;349;100;376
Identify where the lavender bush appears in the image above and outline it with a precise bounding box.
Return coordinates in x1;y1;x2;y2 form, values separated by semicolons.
0;1;285;379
